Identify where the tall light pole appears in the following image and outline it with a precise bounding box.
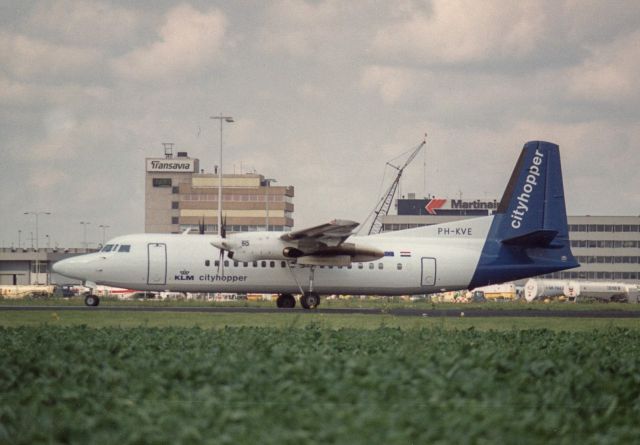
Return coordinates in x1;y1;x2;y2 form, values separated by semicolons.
210;114;234;236
18;230;21;249
99;225;110;246
24;211;51;285
264;178;277;231
80;221;91;251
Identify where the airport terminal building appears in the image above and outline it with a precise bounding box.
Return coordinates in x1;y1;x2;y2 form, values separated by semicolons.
382;196;640;283
145;150;294;234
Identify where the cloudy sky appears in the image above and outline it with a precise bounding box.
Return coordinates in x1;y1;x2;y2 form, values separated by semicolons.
1;0;639;248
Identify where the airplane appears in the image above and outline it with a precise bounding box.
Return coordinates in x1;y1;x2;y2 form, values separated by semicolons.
52;140;579;309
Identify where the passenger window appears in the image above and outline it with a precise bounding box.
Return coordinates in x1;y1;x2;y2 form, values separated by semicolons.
369;263;374;270
234;261;239;267
281;261;287;268
243;262;249;267
253;261;258;268
397;263;402;270
270;261;275;268
224;260;229;267
214;260;220;267
378;263;383;270
348;265;352;269
118;245;131;252
358;263;363;269
261;261;267;268
205;260;210;267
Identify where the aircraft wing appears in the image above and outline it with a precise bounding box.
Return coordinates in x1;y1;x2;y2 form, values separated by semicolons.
280;219;359;247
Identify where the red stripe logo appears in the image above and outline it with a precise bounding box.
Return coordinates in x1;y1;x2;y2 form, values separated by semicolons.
425;198;447;215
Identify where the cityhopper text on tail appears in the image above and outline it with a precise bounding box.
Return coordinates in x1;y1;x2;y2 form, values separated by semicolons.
53;141;579;309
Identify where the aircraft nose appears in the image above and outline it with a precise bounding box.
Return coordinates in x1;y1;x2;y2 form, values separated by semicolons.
52;258;70;276
52;257;83;279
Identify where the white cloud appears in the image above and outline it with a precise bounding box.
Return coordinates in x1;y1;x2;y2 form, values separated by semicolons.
360;65;419;103
260;0;352;56
566;30;640;102
27;169;69;190
0;32;104;81
111;4;227;82
372;0;546;64
27;0;140;47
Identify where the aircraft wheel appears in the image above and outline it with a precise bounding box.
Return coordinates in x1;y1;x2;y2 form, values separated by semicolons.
300;292;320;310
276;293;296;309
84;294;100;307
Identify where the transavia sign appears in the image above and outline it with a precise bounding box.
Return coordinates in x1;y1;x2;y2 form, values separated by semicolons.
146;159;196;172
397;197;501;216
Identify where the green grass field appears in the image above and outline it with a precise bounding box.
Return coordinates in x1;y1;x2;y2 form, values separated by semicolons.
2;301;639;443
1;325;639;444
1;309;640;331
3;295;640;311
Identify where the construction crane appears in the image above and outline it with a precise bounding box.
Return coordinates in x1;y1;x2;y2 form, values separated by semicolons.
364;136;427;235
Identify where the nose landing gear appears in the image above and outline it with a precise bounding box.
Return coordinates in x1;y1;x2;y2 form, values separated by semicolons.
84;294;100;307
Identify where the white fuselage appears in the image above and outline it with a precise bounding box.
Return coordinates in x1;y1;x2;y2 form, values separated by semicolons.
53;217;493;295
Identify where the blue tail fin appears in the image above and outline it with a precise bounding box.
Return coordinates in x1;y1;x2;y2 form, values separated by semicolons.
469;141;579;288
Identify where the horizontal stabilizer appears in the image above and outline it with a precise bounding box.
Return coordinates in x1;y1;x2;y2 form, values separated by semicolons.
501;229;558;247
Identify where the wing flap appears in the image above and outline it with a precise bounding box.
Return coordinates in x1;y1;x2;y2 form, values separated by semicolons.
281;219;359;246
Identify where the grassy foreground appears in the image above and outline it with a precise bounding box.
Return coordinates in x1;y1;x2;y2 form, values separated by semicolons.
1;325;639;444
3;296;640;312
1;309;640;331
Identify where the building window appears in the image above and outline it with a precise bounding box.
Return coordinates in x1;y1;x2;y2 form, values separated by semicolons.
171;201;179;209
153;178;172;187
172;186;179;194
171;217;179;225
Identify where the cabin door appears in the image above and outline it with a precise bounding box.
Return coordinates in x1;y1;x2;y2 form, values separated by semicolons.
147;243;167;285
421;257;436;287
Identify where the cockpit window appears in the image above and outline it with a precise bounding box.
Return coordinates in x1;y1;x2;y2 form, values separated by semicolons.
118;245;131;253
102;244;114;252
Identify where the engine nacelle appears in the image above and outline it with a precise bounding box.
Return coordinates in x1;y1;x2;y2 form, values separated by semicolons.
212;233;384;264
223;233;292;262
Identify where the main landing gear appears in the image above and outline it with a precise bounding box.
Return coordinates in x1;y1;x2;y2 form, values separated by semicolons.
276;293;296;308
278;264;321;309
84;294;100;307
300;292;320;309
275;292;321;309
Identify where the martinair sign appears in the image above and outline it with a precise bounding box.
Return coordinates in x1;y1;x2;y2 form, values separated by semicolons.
398;198;501;216
146;159;196;172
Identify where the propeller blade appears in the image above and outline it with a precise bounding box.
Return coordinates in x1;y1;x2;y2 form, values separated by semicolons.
221;214;227;238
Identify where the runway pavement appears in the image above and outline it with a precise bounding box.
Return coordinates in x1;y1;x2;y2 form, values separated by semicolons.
2;305;640;318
